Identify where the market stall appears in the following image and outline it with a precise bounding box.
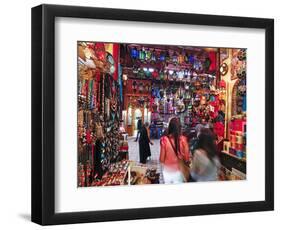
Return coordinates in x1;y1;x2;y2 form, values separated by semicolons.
77;41;247;186
77;42;129;187
120;44;225;139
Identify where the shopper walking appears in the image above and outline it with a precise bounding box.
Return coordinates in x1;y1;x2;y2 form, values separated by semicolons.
190;132;220;182
135;118;142;142
160;117;190;184
139;122;153;164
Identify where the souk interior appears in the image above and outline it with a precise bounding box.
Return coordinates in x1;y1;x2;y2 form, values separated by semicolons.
77;42;247;187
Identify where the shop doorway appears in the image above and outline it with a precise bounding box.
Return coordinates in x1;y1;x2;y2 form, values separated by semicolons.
134;108;142;137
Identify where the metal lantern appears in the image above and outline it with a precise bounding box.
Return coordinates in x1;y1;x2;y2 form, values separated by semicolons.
145;49;152;61
172;51;178;64
165;50;170;62
178;51;185;64
188;54;195;65
159;51;166;62
139;47;146;60
151;49;156;62
130;47;139;59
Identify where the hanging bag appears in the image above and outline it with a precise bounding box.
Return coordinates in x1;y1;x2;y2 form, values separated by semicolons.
167;137;190;182
95;122;104;139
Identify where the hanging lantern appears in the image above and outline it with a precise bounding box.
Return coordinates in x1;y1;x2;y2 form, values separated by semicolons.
166;50;170;62
185;53;189;63
188;54;195;65
159;90;164;98
159;51;166;62
159;71;165;80
148;67;154;73
178;51;185;64
145;68;152;78
132;66;138;74
132;81;137;92
194;59;200;70
172;71;177;80
130;47;139;59
151;49;156;63
178;70;184;79
138;68;145;79
152;69;159;79
172;51;178;64
204;57;211;71
139;47;146;60
139;82;144;93
145;49;152;61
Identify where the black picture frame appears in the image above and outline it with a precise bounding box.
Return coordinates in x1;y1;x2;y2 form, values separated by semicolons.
31;4;274;225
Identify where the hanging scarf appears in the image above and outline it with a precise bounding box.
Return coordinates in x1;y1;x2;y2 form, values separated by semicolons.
118;64;123;103
88;80;92;109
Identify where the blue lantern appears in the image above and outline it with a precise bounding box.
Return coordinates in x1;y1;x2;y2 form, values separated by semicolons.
159;51;166;62
188;54;195;64
130;47;138;59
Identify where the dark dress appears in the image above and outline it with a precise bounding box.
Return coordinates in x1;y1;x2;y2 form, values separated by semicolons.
139;126;151;164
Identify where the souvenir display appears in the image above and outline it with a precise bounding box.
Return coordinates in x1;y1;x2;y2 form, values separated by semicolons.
76;41;249;187
77;42;126;185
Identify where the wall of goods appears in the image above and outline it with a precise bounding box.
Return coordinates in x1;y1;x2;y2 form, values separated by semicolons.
220;48;247;180
77;41;247;186
120;44;226;140
120;44;247;181
77;42;128;187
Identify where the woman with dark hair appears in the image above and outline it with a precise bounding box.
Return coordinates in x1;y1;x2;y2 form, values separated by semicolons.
160;117;190;184
190;132;220;182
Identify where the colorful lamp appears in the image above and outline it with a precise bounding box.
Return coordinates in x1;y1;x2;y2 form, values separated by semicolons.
130;47;139;59
172;51;178;64
159;51;166;62
145;49;152;61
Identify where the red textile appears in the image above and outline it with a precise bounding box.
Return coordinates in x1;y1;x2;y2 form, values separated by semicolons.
112;44;119;81
209;51;217;72
213;122;225;138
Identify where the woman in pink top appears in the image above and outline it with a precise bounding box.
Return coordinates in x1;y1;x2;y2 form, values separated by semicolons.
160;117;190;184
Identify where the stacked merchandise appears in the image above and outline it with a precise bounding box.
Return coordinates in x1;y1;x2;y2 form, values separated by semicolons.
91;160;130;186
228;116;246;160
220;48;247;180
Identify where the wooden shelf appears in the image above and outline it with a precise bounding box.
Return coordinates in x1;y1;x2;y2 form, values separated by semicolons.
221;151;246;163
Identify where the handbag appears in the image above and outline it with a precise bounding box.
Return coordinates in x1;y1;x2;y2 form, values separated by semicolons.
167;137;190;182
95;122;104;139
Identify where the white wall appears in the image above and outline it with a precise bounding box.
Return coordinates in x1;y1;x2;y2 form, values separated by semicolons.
0;0;279;229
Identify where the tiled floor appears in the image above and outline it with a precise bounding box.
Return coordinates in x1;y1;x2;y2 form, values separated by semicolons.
128;136;164;183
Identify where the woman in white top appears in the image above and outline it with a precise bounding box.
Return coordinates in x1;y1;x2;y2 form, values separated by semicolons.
190;132;220;182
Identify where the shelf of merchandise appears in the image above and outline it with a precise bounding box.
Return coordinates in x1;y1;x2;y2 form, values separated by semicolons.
221;150;246;162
